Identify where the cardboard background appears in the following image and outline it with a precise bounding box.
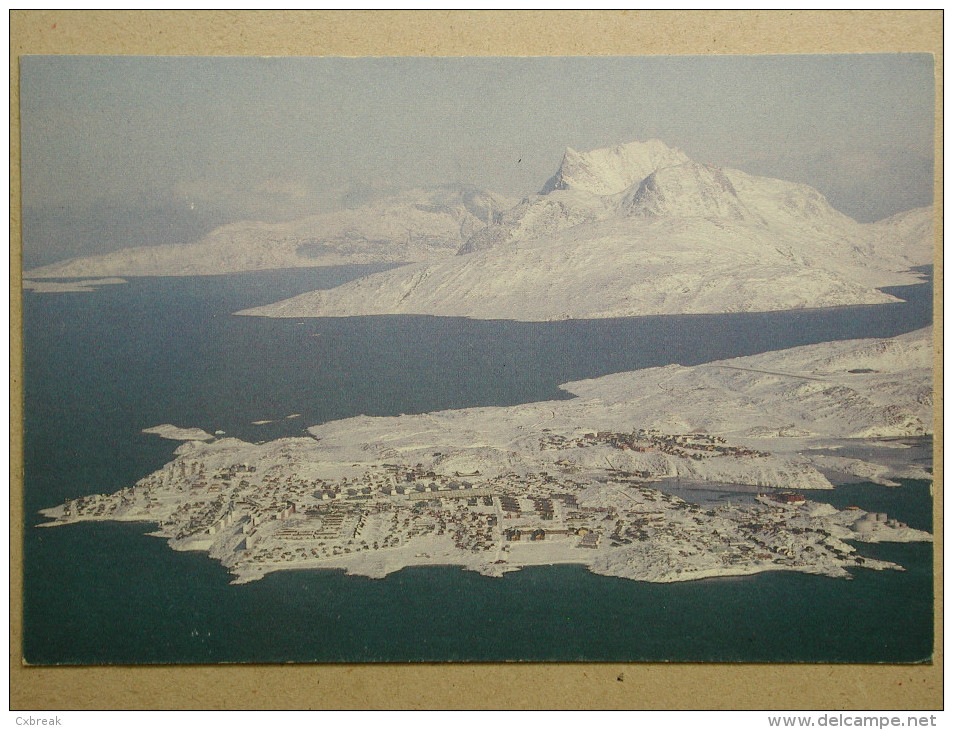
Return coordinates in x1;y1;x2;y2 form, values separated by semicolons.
9;9;943;710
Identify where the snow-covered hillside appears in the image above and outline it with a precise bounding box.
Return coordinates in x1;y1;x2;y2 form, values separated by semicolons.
25;187;515;278
560;327;933;442
276;327;932;492
243;140;933;321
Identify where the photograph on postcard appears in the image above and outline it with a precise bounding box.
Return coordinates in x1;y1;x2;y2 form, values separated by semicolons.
20;54;935;664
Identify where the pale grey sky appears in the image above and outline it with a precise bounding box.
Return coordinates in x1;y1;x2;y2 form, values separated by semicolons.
20;54;935;267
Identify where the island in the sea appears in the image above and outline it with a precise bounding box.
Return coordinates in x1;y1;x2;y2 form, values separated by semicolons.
39;328;933;585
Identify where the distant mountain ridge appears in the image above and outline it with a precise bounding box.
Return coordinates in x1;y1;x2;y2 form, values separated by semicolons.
242;139;933;321
26;187;516;279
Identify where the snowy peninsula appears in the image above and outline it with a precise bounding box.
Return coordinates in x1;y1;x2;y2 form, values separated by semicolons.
241;140;933;321
22;277;127;293
39;328;933;585
142;424;215;442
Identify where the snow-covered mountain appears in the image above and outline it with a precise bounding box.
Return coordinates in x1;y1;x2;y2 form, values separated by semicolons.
242;140;933;321
460;139;691;255
25;187;515;278
540;139;692;196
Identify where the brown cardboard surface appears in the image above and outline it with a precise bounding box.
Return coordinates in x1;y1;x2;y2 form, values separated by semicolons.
9;9;943;711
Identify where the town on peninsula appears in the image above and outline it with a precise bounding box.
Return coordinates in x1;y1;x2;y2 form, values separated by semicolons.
39;327;933;585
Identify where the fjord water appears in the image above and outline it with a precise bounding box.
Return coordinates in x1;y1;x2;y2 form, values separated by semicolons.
22;266;933;664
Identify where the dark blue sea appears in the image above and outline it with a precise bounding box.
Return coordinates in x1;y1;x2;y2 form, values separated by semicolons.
21;266;934;664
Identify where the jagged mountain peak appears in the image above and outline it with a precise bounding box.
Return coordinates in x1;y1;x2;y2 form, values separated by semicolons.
459;140;855;256
539;139;691;196
461;140;694;255
619;161;755;222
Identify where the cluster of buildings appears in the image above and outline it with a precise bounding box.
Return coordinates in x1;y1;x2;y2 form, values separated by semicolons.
44;421;922;584
538;428;770;461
